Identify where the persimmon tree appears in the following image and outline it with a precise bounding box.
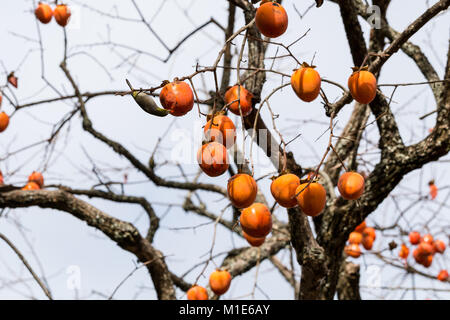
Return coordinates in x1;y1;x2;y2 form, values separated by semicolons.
0;0;449;300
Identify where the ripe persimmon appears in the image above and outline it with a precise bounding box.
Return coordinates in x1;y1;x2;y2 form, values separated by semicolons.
54;4;71;27
354;220;366;233
434;240;446;254
348;231;363;244
0;170;4;185
204;114;236;149
422;254;433;268
417;242;434;257
428;180;438;199
409;231;420;245
399;244;409;259
209;270;232;296
255;2;288;38
187;285;208;300
240;203;272;238
160;80;194;116
437;270;449;282
270;174;300;208
224;85;253;116
348;69;377;104
197;142;229;177
362;227;376;240
362;234;374;250
35;2;53;24
28;171;44;188
337;172;365;200
0;112;9;132
295;182;326;217
243;231;265;247
345;244;361;258
422;234;434;245
7;72;18;88
227;174;258;208
22;181;40;190
290;64;321;102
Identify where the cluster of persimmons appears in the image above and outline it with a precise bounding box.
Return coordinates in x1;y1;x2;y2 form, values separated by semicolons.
0;3;71;135
345;220;377;258
179;1;373;300
401;232;448;281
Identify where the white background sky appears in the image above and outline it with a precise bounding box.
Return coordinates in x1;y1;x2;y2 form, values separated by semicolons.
0;0;449;300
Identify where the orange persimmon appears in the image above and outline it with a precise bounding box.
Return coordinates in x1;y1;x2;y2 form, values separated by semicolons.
337;172;365;200
295;182;326;217
348;69;377;104
270;174;300;208
209;270;232;296
0;112;9;132
290;64;321;102
227;174;258;209
160;80;194;116
224;85;253;116
35;2;53;24
54;4;71;27
187;285;208;300
204;114;236;149
197;142;229;177
255;2;288;38
240;203;272;238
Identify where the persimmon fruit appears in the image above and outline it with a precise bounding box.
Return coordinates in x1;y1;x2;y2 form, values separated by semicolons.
227;174;258;208
348;69;377;104
197;142;229;177
240;203;272;238
399;244;409;259
22;182;40;190
290;64;321;102
434;240;446;254
362;234;374;250
209;270;232;296
270;174;300;208
354;220;366;233
160;80;194;116
362;227;376;240
338;172;365;200
224;85;253;117
35;2;53;24
345;244;361;258
28;171;44;188
54;4;71;27
348;231;363;244
0;112;9;132
255;2;288;38
243;231;265;247
204;114;236;149
187;285;208;300
295;182;326;217
409;231;420;245
437;270;449;282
